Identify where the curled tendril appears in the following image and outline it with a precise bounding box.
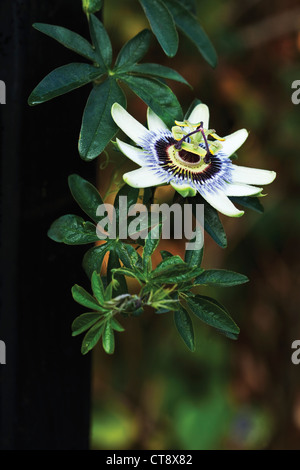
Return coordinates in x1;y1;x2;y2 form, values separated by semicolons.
99;151;110;170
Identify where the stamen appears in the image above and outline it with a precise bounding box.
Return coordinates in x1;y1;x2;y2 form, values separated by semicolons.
174;124;203;150
197;123;212;164
174;121;212;164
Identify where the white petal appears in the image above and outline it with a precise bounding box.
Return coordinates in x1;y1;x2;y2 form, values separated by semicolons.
116;138;147;167
231;165;276;185
147;107;168;132
201;190;244;218
123;168;165;188
170;181;197;197
223;182;263;197
111;103;149;144
187;103;209;128
222;129;248;156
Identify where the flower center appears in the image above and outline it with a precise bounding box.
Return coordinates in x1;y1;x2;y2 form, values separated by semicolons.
171;119;225;165
177;148;201;166
153;134;226;187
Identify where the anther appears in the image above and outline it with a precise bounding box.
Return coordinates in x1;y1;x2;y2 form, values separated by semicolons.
174;123;203;150
203;152;212;164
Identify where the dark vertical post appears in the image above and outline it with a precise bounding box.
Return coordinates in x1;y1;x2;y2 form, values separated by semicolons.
0;0;94;449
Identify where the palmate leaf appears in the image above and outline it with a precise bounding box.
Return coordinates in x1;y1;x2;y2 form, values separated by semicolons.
71;312;103;336
82;242;112;279
81;321;104;355
107;249;128;296
184;224;204;268
111;317;125;332
71;284;105;312
91;271;106;304
180;0;197;14
142;223;162;273
138;0;178;57
189;194;227;249
164;0;218;67
174;305;195;351
121;74;182;127
150;256;195;284
68;174;104;224
47;214;98;245
115;243;142;270
88;14;112;70
195;269;249;288
229;195;264;214
151;266;203;285
28;63;102;105
102;321;115;354
128;63;191;87
114;29;152;72
184;294;240;339
113;184;140;237
32;23;97;62
78;78;126;160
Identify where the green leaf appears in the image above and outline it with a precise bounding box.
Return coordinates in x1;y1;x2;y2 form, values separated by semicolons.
185;294;240;339
81;321;104;354
195;269;249;287
79;78;126;160
33;23;97;62
68;174;104;224
28;63;102;105
71;312;102;336
107;250;128;295
114;184;140;236
151;255;185;276
111;317;125;332
190;195;227;248
82;242;111;279
181;0;197;14
102;321;115;354
115;242;142;270
160;250;173;260
82;0;102;14
151;263;203;285
88;14;112;69
71;284;105;312
91;271;105;304
164;0;217;67
229;196;264;214
138;0;178;57
47;214;98;245
128;63;191;87
114;29;152;72
174;305;195;351
111;267;144;283
142;223;162;272
184;224;204;267
121;74;182;127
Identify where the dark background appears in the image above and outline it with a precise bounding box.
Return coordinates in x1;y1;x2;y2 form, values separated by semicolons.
1;0;300;450
0;0;94;449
